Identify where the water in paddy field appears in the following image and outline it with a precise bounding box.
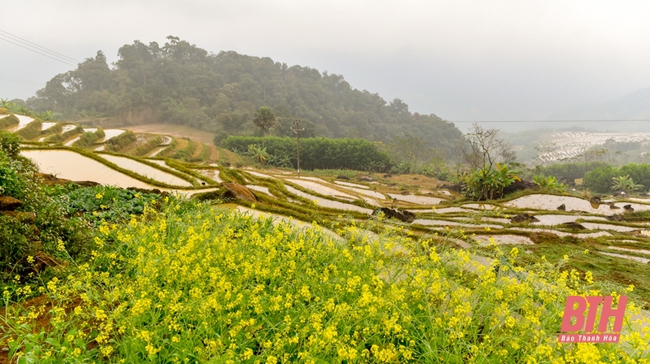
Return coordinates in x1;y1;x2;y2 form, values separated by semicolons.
334;180;370;189
100;154;194;187
505;194;650;215
21;149;155;189
286;178;356;201
40;122;56;131
102;129;125;140
412;219;502;229
387;193;443;205
10;115;34;131
284;185;372;214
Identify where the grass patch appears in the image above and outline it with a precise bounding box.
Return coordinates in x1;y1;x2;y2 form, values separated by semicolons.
0;114;19;129
44;125;83;144
16;119;43;140
72;128;105;149
130;135;162;156
105;131;137;152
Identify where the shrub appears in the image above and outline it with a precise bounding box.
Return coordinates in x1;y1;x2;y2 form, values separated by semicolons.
583;163;650;193
64;185;163;225
533;174;567;193
0;130;21;157
0;146;91;280
539;161;608;185
462;163;520;200
223;136;392;171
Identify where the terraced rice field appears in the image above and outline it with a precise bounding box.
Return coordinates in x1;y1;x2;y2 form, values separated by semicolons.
99;154;194;187
9;114;650;306
539;131;650;162
10;115;35;131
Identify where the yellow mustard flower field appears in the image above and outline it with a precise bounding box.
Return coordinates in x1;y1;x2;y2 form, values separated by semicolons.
2;198;650;363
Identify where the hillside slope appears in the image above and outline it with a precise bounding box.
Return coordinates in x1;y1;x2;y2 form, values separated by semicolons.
26;36;463;158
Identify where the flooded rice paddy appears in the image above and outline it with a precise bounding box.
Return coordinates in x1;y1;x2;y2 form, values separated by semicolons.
284;185;373;214
41;122;56;131
102;129;125;140
22;150;156;189
412;219;503;229
506;194;650;214
286;179;356;201
599;252;650;264
334;180;369;189
246;185;271;195
11;115;35;131
387;193;443;205
100;154;193;187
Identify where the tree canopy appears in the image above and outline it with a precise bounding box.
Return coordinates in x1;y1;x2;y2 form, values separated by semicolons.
27;36;464;159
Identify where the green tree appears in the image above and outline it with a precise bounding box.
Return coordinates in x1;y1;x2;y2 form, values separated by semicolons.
611;174;644;193
253;106;276;145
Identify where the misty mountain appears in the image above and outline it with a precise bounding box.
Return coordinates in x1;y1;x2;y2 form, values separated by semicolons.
26;36;464;158
548;86;650;132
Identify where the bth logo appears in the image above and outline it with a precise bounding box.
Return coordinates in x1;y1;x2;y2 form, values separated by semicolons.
558;295;627;343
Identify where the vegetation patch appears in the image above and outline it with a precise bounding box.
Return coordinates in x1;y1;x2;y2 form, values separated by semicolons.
2;200;648;362
223;136;391;171
44;125;83;144
105;131;137;152
72;128;105;149
130;135;162;156
16;120;43;141
0;114;19;129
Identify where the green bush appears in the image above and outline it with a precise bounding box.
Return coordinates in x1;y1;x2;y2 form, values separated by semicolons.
0;130;21;157
532;174;567;193
461;164;519;200
538;161;608;184
584;163;650;193
0;145;91;280
64;185;163;225
223;136;392;171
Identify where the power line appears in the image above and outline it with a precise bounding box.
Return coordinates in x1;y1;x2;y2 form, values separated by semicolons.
0;29;78;67
0;76;41;86
0;30;79;64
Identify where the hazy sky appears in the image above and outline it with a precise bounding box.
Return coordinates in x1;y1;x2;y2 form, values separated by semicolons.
2;0;650;124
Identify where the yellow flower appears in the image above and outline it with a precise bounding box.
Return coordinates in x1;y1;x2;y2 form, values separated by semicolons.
96;193;103;199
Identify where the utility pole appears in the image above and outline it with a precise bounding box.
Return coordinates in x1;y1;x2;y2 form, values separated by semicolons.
291;119;305;175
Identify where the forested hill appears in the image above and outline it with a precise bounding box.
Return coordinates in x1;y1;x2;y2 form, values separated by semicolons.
27;36;463;156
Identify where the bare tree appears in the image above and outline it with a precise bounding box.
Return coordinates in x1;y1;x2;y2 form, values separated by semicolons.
461;123;515;172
